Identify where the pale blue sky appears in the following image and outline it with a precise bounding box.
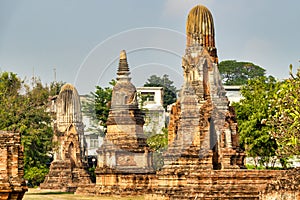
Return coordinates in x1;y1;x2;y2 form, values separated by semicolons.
0;0;299;94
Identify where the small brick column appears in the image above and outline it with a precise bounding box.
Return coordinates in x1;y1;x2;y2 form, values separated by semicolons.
0;131;27;200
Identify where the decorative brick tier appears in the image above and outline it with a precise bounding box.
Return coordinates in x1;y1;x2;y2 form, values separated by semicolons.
0;131;27;200
147;170;283;200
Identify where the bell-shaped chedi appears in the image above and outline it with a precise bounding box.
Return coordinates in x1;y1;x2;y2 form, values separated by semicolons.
76;51;155;196
40;84;91;192
105;50;147;150
97;50;154;172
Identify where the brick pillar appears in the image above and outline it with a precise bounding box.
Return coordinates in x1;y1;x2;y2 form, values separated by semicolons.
0;131;27;200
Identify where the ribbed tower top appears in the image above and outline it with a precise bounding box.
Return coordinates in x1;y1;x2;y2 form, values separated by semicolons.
60;83;76;92
186;5;215;48
57;83;82;126
117;50;131;81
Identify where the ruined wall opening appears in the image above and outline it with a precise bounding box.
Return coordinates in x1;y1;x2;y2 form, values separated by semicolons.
68;142;76;169
209;118;220;169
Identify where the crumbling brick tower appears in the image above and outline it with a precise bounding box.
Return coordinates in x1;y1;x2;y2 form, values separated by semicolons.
146;5;289;200
0;131;27;200
166;4;245;171
40;84;91;192
148;5;246;199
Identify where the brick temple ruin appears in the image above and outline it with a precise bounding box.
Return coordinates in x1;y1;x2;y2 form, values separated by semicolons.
1;4;299;200
146;5;299;199
43;4;300;200
40;83;91;192
79;5;300;199
0;131;27;200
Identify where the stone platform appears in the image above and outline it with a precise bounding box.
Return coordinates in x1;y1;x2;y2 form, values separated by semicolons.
76;167;156;196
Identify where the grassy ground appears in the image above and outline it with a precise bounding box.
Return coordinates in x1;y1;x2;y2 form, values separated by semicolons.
23;189;144;200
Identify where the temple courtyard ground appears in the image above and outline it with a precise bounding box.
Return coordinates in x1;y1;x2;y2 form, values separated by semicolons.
23;188;144;200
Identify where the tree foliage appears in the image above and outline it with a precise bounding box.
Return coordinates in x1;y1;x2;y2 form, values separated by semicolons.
232;76;278;167
269;65;300;157
0;72;23;130
82;80;115;135
147;127;168;151
23;166;49;187
146;128;168;170
219;60;266;85
234;67;300;167
49;81;65;96
0;72;56;186
144;74;177;109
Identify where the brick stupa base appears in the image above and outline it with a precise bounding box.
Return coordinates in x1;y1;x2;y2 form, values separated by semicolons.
40;160;91;192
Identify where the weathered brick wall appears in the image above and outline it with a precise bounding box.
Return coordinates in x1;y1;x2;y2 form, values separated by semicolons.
0;131;27;200
261;168;300;200
147;169;284;200
76;166;299;199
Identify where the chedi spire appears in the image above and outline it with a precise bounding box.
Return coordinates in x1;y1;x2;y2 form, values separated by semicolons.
117;50;130;75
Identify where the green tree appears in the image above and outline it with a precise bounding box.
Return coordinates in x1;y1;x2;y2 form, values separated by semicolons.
49;81;65;96
147;128;168;170
0;72;23;130
269;65;300;158
0;72;54;186
219;60;266;85
82;80;115;135
147;127;168;151
22;80;53;173
232;76;279;168
144;74;177;109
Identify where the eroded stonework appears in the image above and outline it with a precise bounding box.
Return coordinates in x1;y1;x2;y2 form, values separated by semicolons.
0;131;27;200
146;5;286;200
40;84;91;192
261;168;300;200
78;5;298;200
78;50;156;195
165;6;244;172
